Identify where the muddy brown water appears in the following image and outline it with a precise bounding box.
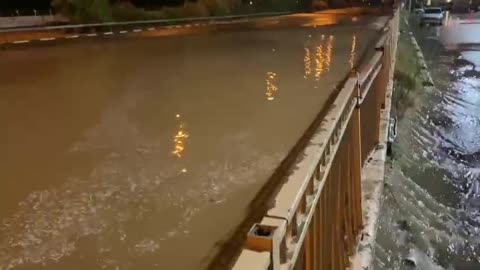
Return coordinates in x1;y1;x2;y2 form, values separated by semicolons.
1;14;384;270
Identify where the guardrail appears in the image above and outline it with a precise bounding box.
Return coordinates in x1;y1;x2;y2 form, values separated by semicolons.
232;7;399;270
0;15;66;30
0;11;289;33
0;11;289;45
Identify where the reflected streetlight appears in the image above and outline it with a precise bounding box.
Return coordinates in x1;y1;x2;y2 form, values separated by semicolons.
315;44;324;80
266;72;278;101
349;35;357;69
172;114;189;157
304;47;312;79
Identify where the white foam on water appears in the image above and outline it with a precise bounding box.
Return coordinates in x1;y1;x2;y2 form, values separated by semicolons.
377;163;478;269
0;93;283;270
408;248;448;270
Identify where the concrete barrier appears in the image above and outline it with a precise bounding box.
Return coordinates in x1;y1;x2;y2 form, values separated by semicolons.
0;15;68;29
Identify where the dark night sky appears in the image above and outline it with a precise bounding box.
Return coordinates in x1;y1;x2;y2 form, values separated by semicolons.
0;0;185;11
132;0;185;7
1;0;52;10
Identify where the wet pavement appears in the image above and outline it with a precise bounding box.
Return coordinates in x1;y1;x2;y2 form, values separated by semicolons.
0;13;386;270
375;11;480;269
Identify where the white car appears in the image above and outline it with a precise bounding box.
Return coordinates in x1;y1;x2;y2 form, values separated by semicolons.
420;7;444;26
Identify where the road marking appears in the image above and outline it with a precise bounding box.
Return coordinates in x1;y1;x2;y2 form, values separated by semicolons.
148;27;155;31
133;29;142;32
119;30;128;34
40;37;56;41
175;25;181;28
66;35;79;39
194;23;200;27
185;24;191;27
104;32;114;35
13;40;30;44
86;33;97;37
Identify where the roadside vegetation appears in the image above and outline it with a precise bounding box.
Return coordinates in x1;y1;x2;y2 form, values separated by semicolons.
51;0;307;23
393;12;424;119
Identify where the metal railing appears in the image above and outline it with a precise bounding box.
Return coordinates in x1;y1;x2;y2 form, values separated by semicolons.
232;7;400;270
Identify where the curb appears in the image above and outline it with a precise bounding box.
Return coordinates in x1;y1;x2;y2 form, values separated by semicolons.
349;23;437;270
349;14;400;270
0;22;224;46
409;32;436;92
349;58;395;270
1;23;226;46
0;7;377;47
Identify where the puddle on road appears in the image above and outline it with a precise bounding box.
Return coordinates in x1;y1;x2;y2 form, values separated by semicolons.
375;16;480;269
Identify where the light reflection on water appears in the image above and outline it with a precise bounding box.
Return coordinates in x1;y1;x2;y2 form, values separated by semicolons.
304;47;312;79
313;35;334;81
266;71;278;101
349;35;357;69
172;115;189;158
325;35;334;72
303;33;340;85
315;43;324;80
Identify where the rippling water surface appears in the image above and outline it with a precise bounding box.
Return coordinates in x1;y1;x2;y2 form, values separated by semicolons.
0;14;384;270
375;13;480;270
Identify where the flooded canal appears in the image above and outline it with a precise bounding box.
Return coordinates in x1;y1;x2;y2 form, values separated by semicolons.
375;13;480;269
1;14;384;270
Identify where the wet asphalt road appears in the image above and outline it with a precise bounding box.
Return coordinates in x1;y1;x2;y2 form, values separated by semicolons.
375;11;480;270
0;13;387;270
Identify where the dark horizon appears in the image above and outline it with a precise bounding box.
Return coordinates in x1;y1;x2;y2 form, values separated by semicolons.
1;0;51;13
0;0;187;14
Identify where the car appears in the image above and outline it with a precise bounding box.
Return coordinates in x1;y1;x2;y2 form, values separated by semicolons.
420;7;444;26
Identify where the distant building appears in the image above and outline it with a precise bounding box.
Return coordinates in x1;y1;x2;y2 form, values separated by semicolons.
471;0;480;10
452;0;471;12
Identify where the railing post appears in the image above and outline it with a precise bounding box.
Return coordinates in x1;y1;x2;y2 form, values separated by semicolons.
304;224;312;270
313;201;320;270
372;48;388;144
351;81;363;232
243;217;287;270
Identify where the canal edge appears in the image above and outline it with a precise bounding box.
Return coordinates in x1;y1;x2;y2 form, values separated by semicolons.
409;32;436;92
349;57;395;270
349;21;437;270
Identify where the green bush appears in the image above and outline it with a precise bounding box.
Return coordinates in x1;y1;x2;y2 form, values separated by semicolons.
53;0;300;23
88;0;113;21
271;0;301;11
182;2;210;17
111;2;163;21
393;14;424;119
52;0;113;22
161;6;184;19
200;0;232;16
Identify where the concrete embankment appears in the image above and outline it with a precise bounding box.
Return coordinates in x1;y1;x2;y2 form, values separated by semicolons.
0;15;68;29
